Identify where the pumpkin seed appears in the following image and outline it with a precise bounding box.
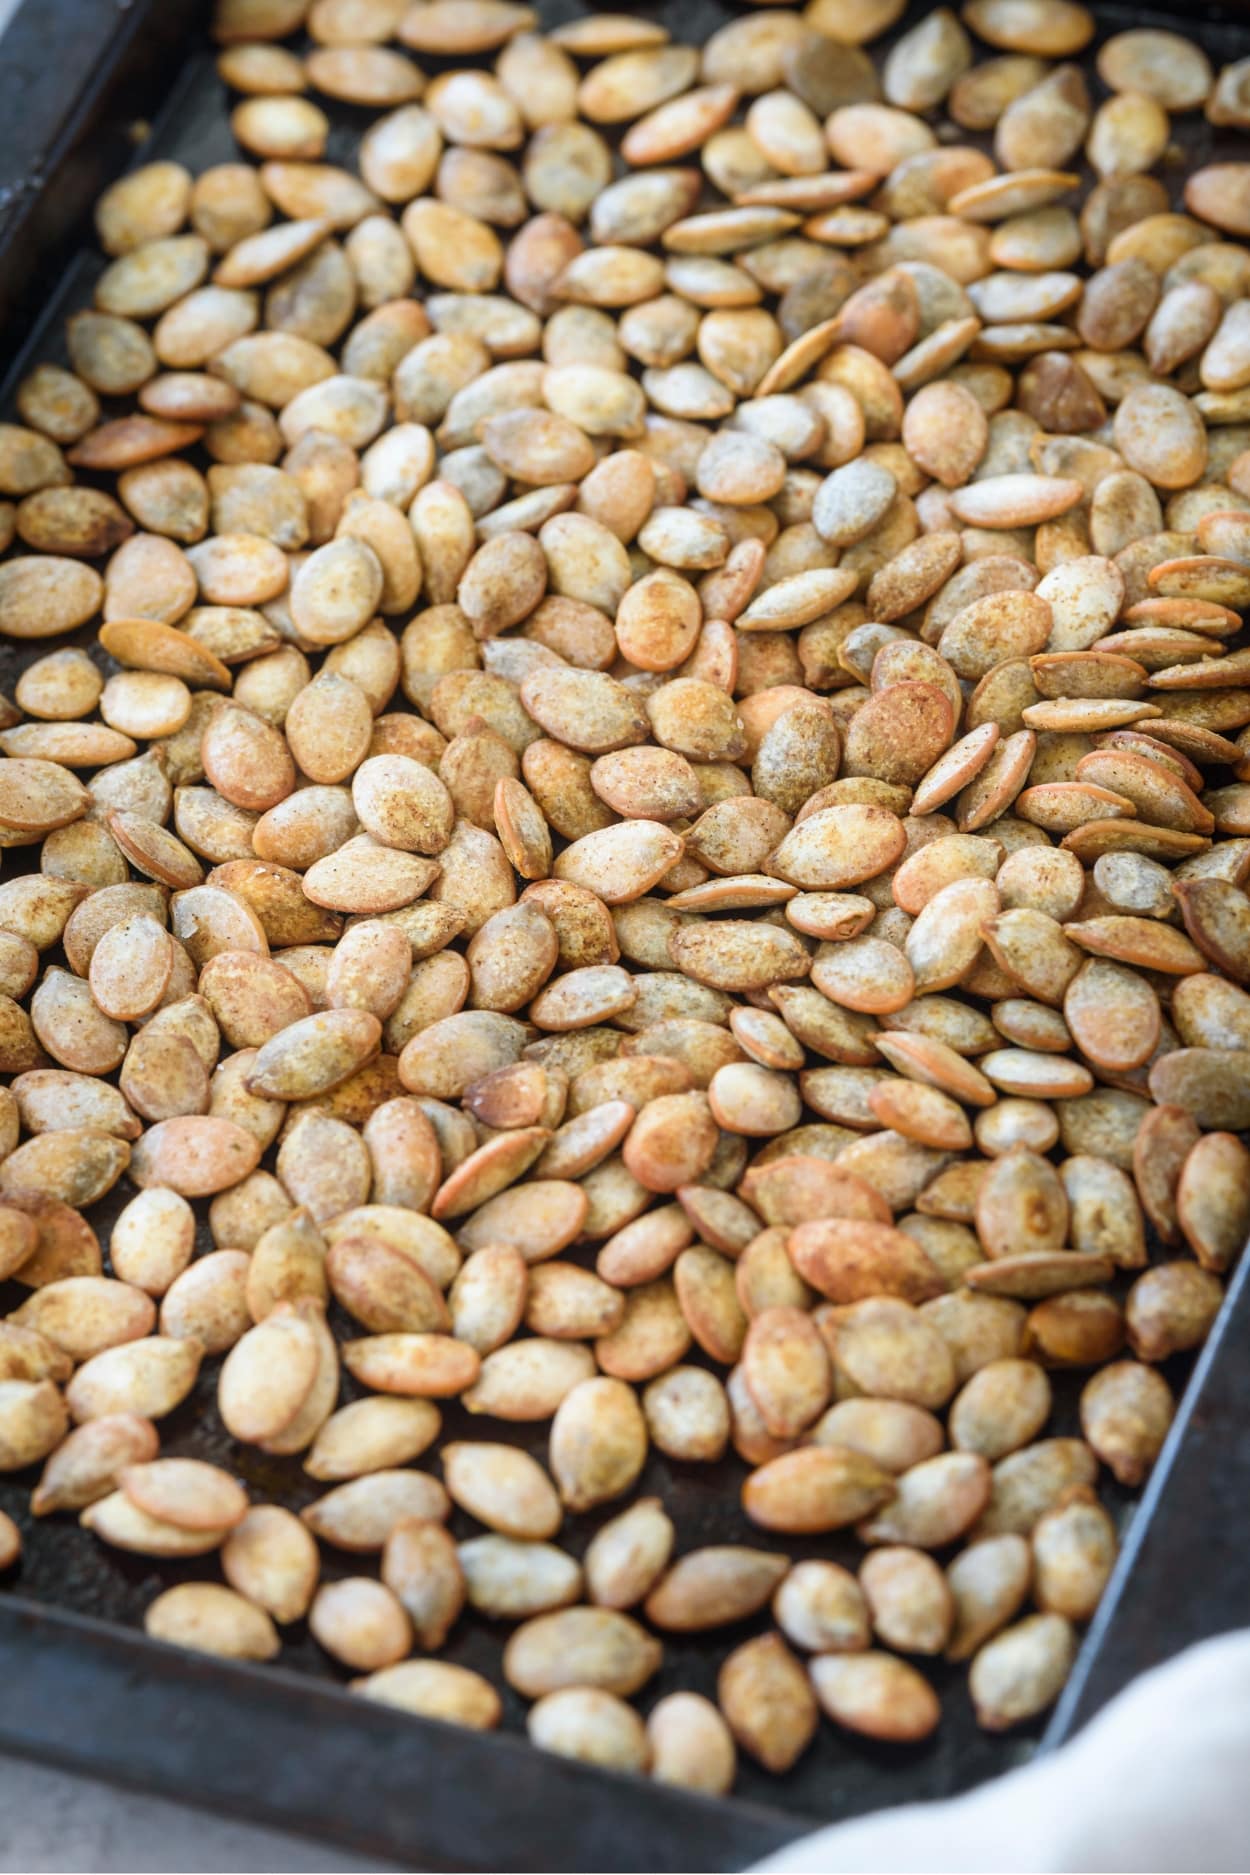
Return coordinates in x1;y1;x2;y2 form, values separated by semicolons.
528;1687;650;1773
303;1470;450;1551
222;1505;320;1623
969;1612;1077;1731
351;1658;501;1728
550;1375;647;1509
309;1576;413;1671
1031;1487;1117;1621
645;1546;790;1632
718;1632;817;1773
504;1606;662;1697
946;1533;1032;1661
810;1650;941;1741
648;1692;737;1795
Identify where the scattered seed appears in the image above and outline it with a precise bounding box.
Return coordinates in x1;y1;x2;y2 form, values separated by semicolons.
810;1650;941;1741
718;1632;817;1773
969;1612;1078;1731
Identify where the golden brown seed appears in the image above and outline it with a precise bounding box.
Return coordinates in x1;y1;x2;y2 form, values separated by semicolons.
718;1633;817;1774
946;1534;1032;1661
582;1496;674;1612
145;1583;280;1661
31;1413;157;1516
121;1458;248;1533
302;1471;450;1552
310;1577;412;1672
648;1693;736;1795
743;1445;895;1534
550;1375;648;1510
969;1612;1077;1731
66;1338;200;1425
504;1606;662;1699
443;1440;561;1539
527;1687;650;1773
1031;1488;1116;1622
352;1658;502;1728
810;1650;942;1741
458;1532;580;1621
859;1450;992;1549
975;1438;1099;1539
645;1547;790;1633
835;1298;959;1409
741;1307;831;1438
220;1505;319;1625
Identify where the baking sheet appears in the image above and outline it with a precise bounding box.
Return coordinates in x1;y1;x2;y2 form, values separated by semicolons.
0;0;1247;1866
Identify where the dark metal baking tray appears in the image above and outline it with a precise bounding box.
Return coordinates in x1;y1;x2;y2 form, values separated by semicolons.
0;0;1247;1867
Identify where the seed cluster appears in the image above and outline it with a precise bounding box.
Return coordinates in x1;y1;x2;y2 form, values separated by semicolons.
0;0;1248;1789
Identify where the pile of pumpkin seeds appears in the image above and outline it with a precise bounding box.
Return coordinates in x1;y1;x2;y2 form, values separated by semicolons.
0;0;1249;1788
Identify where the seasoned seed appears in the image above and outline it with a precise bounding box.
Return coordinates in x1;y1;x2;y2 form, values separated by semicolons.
550;1374;647;1509
810;1650;941;1741
310;1577;412;1671
121;1458;247;1534
579;1496;674;1614
718;1633;817;1774
744;1445;895;1534
31;1413;158;1516
143;1583;280;1662
1031;1488;1116;1622
504;1606;661;1698
969;1612;1077;1731
352;1657;502;1727
528;1687;650;1773
647;1692;736;1795
66;1338;200;1425
645;1547;790;1633
946;1534;1032;1660
303;1471;450;1552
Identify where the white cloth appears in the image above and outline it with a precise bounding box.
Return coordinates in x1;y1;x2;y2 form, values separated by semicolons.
753;1631;1250;1874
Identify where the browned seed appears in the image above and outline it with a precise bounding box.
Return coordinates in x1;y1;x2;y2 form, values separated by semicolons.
942;1532;1032;1661
788;1219;943;1306
141;1581;281;1662
64;1332;200;1427
1023;1288;1125;1368
644;1546;790;1634
458;1531;580;1622
644;1691;735;1795
1030;1486;1116;1622
1125;1259;1223;1367
351;1657;501;1728
1139;1102;1206;1252
970;1612;1078;1732
118;1458;247;1535
527;1686;651;1772
301;1470;450;1553
567;1498;669;1620
1080;1361;1175;1486
972;1438;1099;1544
129;1116;262;1197
504;1605;661;1699
307;1576;413;1672
1173;1133;1250;1274
718;1632;817;1774
743;1445;896;1534
811;1641;944;1743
